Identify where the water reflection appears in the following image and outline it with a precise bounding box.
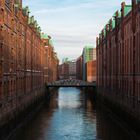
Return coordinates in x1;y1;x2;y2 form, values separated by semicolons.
13;87;139;140
45;88;96;140
58;88;81;109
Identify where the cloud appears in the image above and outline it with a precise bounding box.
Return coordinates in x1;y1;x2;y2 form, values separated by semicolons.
55;46;83;61
23;0;131;61
34;1;119;14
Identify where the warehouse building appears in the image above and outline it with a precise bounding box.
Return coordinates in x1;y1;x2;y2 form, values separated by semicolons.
96;1;140;121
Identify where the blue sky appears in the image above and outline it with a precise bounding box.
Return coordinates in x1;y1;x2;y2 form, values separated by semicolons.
23;0;131;61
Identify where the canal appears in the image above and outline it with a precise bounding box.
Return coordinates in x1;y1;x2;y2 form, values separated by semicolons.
12;87;139;140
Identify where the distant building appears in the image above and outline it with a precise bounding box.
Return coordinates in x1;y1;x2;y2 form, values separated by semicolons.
82;46;96;80
41;33;59;83
62;58;69;63
76;56;83;80
58;65;62;79
86;60;96;82
58;63;69;79
58;59;76;79
68;60;76;79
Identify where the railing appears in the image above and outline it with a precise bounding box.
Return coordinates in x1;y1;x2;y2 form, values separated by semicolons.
47;79;96;87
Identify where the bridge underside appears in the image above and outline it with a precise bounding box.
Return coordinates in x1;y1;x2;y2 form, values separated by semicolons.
46;85;96;88
46;79;96;88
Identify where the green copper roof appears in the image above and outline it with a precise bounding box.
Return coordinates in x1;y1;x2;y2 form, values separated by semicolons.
136;0;140;4
34;20;38;28
84;45;94;49
83;47;94;62
22;5;41;35
49;39;53;46
124;5;132;16
22;6;30;17
112;18;115;29
41;34;54;46
118;11;121;17
28;16;34;25
99;4;132;39
103;28;106;37
37;26;41;33
41;33;49;39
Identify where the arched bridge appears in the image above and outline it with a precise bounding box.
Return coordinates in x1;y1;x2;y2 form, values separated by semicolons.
46;79;96;87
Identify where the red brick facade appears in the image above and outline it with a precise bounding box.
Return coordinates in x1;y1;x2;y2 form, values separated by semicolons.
76;56;83;80
0;0;59;125
58;63;69;79
96;1;140;118
42;36;59;83
86;60;96;82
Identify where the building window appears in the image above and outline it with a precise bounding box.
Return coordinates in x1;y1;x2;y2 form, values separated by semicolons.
5;0;12;9
0;8;4;22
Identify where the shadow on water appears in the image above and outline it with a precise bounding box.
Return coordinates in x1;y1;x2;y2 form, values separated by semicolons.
11;87;139;140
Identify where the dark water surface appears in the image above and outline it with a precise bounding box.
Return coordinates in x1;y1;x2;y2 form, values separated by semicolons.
13;88;139;140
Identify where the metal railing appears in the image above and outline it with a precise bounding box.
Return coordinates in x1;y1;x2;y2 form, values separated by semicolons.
47;79;96;87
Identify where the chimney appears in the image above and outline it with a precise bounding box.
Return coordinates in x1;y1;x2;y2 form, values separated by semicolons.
137;0;140;4
116;11;119;17
96;37;99;46
115;11;119;26
102;30;104;39
132;0;137;10
121;2;125;18
109;19;112;31
48;36;51;40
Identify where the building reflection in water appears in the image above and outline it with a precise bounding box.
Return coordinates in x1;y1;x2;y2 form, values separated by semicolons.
12;87;139;140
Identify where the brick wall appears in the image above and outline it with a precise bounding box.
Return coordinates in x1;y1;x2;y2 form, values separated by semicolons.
86;60;96;82
96;1;140;118
0;0;59;125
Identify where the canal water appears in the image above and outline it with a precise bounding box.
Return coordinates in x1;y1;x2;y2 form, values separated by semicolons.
13;88;139;140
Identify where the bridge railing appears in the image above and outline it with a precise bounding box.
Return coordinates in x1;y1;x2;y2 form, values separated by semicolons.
46;79;96;87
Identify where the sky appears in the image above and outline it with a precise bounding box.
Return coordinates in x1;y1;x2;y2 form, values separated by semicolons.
23;0;131;61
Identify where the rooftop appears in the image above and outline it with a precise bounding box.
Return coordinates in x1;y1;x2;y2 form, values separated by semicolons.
98;2;132;42
41;33;49;39
84;45;94;49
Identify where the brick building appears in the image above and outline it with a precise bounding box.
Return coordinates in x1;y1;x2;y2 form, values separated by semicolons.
96;1;140;120
86;60;96;82
0;0;59;128
42;34;59;83
68;60;76;79
59;59;76;80
76;56;83;80
58;63;69;79
82;46;96;80
76;47;96;82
